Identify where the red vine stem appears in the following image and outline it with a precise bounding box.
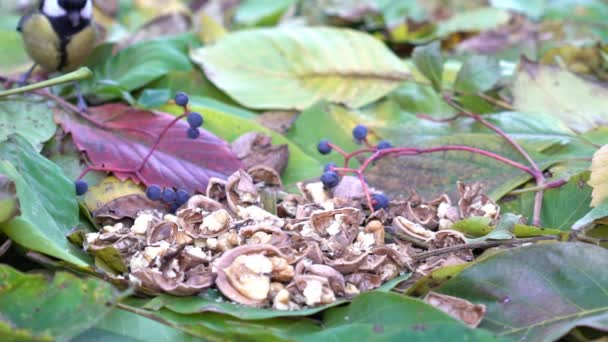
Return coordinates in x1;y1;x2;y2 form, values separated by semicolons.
441;94;546;226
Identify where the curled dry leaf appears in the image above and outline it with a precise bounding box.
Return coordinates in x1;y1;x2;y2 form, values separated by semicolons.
424;292;486;328
231;132;289;174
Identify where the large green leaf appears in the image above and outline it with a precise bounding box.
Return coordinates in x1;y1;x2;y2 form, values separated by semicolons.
512;58;608;134
161;96;323;185
437;243;608;341
0;265;119;341
190;27;409;110
0;96;56;150
75;309;197;342
141;274;411;320
234;0;298;26
294;292;501;341
0;135;90;267
500;172;592;229
83;35;195;102
436;7;511;38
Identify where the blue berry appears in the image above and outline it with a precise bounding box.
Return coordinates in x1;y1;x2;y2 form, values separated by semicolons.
170;202;180;213
352;124;368;141
161;188;176;203
174;92;189;106
321;171;340;188
75;180;88;196
176;189;189;206
377;140;393;150
317;139;332;155
146;185;162;201
187;112;203;128
324;162;337;172
187;127;200;139
371;194;389;210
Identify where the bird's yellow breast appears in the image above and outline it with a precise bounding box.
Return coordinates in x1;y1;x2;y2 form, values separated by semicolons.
20;14;97;73
21;14;62;72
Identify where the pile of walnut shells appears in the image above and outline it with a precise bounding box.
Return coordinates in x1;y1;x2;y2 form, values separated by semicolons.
83;168;499;310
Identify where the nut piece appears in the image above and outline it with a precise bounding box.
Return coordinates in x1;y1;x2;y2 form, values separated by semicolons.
131;213;156;235
201;209;232;234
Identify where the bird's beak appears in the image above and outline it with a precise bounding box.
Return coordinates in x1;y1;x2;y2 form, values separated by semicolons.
68;11;80;27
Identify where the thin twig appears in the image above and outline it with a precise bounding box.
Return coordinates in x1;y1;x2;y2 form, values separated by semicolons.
508;179;568;195
0;239;12;258
411;236;558;261
475;91;516;111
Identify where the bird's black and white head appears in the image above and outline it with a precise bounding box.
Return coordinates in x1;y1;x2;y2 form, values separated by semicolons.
40;0;92;28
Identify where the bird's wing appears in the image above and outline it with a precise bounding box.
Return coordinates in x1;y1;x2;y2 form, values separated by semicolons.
17;13;33;32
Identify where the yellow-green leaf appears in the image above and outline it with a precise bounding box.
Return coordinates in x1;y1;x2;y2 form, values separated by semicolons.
190;27;410;110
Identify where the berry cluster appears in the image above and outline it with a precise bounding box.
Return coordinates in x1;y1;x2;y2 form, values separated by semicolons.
73;92;205;201
145;184;190;211
318;124;390;211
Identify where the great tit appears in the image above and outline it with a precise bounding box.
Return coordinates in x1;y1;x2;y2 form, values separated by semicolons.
18;0;97;110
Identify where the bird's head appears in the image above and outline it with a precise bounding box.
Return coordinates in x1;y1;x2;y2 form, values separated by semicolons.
41;0;92;27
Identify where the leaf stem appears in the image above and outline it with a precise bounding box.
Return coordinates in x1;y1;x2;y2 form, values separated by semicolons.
411;236;558;261
508;179;568;195
0;67;92;98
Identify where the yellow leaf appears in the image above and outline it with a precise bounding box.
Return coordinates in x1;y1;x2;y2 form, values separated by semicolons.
198;13;227;45
588;144;608;207
84;176;144;213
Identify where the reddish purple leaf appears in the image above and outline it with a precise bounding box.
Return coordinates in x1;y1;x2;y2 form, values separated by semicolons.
55;103;242;192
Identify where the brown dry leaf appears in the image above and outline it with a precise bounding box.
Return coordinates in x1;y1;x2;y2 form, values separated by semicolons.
231;132;289;174
117;13;193;51
93;194;169;221
255;111;299;134
589;144;608;207
423;291;486;328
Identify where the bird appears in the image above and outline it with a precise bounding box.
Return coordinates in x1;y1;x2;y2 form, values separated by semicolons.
17;0;97;111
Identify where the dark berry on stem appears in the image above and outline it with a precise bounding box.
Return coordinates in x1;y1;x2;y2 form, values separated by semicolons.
187;127;200;139
162;188;176;203
75;180;88;196
321;171;340;188
352;124;368;141
187;112;203;128
371;194;389;210
176;189;189;206
317;139;332;155
146;185;162;201
324;162;337;172
377;140;393;150
174;92;189;107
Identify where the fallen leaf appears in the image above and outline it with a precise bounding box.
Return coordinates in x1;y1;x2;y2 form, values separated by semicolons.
0;174;18;224
191;27;409;110
424;291;486;328
513;57;608;134
55;103;242;193
589;144;608;207
437;242;608;341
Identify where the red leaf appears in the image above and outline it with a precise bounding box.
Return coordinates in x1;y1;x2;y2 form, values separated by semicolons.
55;103;242;192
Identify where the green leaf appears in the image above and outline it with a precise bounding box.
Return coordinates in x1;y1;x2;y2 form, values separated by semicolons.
75;309;197;342
573;199;608;231
464;213;516;243
234;0;298;26
454;55;501;94
512;58;608;134
0;96;56;150
0;15;31;74
437;242;608;341
0;135;90;267
137;88;171;109
436;7;511;38
490;0;545;19
453;216;564;238
412;42;444;92
142;274;411;320
161;96;323;185
500;173;592;229
190;27;409;110
83;35;195;102
0;265;119;341
0;174;18;224
295;292;502;341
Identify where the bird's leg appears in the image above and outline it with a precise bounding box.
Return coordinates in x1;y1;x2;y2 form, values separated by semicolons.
17;64;37;86
74;82;87;113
